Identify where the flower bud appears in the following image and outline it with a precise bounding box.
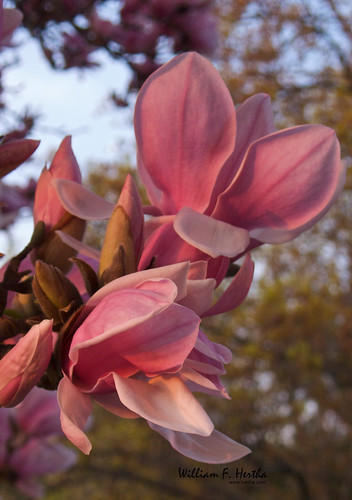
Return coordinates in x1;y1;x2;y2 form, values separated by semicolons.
32;261;83;324
0;319;53;407
99;205;136;282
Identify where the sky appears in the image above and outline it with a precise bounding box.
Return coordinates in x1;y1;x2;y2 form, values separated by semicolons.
1;28;137;254
4;29;136;169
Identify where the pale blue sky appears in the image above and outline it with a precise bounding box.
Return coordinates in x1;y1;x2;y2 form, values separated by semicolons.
1;28;137;254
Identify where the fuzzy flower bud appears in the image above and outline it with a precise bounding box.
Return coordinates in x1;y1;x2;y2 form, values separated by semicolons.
99;205;136;284
32;261;83;324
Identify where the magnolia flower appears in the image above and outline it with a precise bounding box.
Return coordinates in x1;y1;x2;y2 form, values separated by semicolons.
133;52;345;282
0;388;76;499
0;320;53;407
33;136;81;230
53;167;254;315
32;136;85;272
58;263;250;463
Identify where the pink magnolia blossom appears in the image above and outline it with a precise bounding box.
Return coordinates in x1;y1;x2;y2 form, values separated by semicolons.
52;172;254;315
33;136;81;230
58;264;250;462
0;320;53;407
134;52;345;282
0;388;76;499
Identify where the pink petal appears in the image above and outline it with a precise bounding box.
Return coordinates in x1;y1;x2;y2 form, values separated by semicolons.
149;424;251;463
178;278;216;316
180;363;230;397
249;158;347;243
0;320;53;407
203;254;254;316
188;261;208;280
174;207;250;258
113;374;214;435
230;93;275;170
194;332;232;364
80;262;190;322
55;230;100;260
0;139;40;178
48;136;81;182
72;279;179;351
134;52;236;214
214;125;343;234
139;219;204;272
33;136;81;227
93;392;139;418
52;178;114;220
57;375;92;454
207;93;275;212
69;281;200;385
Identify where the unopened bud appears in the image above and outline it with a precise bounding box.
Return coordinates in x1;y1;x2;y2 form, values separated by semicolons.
11;292;39;318
32;260;83;324
99;205;136;281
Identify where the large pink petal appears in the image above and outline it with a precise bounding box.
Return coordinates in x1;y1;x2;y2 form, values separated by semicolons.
149;424;251;463
80;263;190;323
69;283;200;385
57;375;92;454
214;125;343;234
0;320;53;407
174;207;250;258
114;374;214;435
139;218;231;284
207;93;275;213
249;159;347;243
71;279;179;351
52;178;114;220
134;52;236;214
203;254;254;316
230;93;275;171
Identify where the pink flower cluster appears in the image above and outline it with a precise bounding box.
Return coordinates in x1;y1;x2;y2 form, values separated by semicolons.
0;388;76;498
0;46;346;471
14;0;218;88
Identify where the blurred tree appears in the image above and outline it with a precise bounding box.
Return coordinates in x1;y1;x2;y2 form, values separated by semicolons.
216;0;352;160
